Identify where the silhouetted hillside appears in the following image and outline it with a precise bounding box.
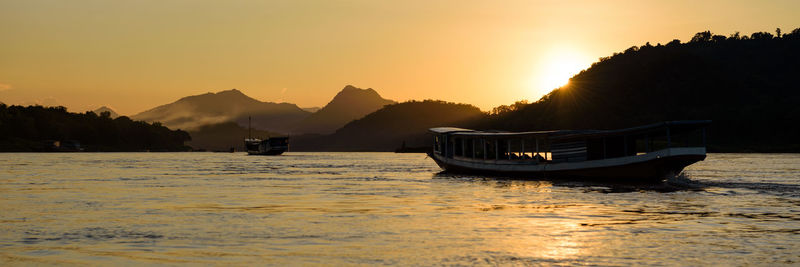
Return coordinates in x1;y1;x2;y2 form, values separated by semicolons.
132;89;309;133
187;122;281;152
0;104;190;152
93;106;120;119
484;29;800;152
292;100;485;151
292;85;395;134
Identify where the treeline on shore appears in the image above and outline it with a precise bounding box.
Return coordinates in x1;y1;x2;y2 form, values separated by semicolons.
0;104;191;152
481;28;800;152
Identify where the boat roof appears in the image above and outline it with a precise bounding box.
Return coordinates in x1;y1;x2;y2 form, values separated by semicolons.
428;127;475;134
428;120;711;139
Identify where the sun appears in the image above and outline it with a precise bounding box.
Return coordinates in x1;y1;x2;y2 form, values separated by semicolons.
540;59;582;89
531;50;591;96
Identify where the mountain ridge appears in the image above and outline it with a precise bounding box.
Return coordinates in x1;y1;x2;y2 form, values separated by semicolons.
139;86;399;151
291;85;396;134
131;89;310;133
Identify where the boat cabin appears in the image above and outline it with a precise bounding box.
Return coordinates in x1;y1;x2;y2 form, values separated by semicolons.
428;121;710;179
431;121;709;163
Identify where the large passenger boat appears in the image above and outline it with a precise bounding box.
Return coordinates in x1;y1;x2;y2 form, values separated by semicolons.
428;121;710;181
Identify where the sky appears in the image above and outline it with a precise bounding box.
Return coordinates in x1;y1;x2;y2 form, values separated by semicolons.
1;0;798;115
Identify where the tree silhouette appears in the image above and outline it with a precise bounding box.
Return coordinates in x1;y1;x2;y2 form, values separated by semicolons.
0;104;191;152
750;31;774;40
690;31;712;42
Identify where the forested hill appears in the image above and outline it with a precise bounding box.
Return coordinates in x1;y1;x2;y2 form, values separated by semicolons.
292;85;396;134
0;104;191;152
485;29;800;152
292;100;485;151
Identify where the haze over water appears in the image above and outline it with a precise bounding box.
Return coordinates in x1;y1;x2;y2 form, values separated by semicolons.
1;153;798;265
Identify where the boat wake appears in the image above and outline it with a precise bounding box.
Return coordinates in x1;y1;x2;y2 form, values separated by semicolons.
668;174;800;198
434;171;800;197
432;171;701;193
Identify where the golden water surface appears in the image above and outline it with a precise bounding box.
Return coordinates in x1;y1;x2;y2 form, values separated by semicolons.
1;153;798;265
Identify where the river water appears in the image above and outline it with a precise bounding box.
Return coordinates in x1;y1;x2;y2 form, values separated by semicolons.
0;152;798;265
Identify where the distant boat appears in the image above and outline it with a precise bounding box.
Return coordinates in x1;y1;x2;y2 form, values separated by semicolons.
244;137;289;155
244;116;288;155
427;120;710;181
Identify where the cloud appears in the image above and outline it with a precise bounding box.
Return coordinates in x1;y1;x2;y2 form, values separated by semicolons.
0;83;11;91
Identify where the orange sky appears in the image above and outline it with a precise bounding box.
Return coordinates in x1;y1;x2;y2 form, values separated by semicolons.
1;0;798;115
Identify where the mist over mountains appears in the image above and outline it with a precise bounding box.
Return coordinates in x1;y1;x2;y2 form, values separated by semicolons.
301;107;322;113
131;89;309;133
127;85;404;151
132;85;395;135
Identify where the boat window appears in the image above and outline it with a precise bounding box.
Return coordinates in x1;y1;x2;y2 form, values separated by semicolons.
474;139;484;159
629;131;668;155
447;136;454;157
453;137;463;157
508;139;520;160
591;124;709;159
522;138;535;159
464;138;474;158
536;141;551;162
433;135;440;154
486;138;497;160
602;136;627;158
587;138;605;160
632;134;664;153
497;139;509;160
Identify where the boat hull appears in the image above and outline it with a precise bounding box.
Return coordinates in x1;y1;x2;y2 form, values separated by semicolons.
430;147;705;181
244;138;288;156
246;148;287;156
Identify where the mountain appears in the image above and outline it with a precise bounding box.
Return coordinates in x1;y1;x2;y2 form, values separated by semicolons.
484;29;800;152
292;85;395;134
131;89;310;133
291;100;485;151
92;106;119;118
